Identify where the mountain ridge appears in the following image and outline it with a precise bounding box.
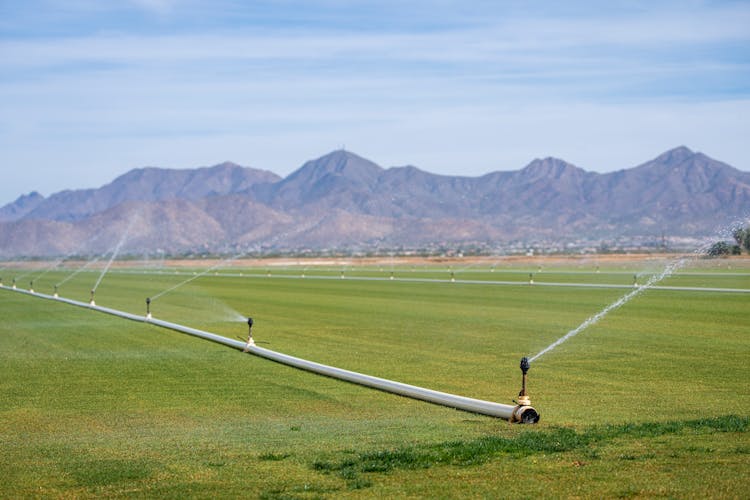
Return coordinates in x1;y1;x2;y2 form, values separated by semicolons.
1;146;748;256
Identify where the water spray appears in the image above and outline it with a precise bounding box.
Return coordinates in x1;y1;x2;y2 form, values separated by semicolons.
146;297;152;319
529;255;691;363
56;254;104;288
149;251;250;302
92;212;139;293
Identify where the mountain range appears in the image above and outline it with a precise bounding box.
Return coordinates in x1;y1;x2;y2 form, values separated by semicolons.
1;146;748;257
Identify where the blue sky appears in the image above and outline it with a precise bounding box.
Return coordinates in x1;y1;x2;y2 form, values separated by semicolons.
1;0;749;204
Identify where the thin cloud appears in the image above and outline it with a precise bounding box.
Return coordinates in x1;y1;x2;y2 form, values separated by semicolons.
128;0;179;15
0;0;748;204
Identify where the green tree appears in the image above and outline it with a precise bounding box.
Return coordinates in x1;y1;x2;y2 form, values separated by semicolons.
732;226;750;254
707;241;731;257
732;227;744;246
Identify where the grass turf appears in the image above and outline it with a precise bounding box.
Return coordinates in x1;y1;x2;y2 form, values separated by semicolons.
1;261;748;497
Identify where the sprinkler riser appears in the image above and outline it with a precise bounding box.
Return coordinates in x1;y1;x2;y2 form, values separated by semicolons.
511;356;539;423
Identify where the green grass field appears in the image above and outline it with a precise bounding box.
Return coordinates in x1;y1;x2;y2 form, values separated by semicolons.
1;259;748;498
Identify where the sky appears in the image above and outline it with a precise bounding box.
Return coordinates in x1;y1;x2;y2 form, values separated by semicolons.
1;0;749;205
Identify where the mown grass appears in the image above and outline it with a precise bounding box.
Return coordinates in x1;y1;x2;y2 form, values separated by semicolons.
1;259;748;497
312;414;747;476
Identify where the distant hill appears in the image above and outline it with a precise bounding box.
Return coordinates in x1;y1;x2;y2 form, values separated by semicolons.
3;162;280;222
1;147;748;257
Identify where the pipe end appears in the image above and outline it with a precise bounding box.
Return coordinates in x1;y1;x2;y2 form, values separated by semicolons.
513;405;540;424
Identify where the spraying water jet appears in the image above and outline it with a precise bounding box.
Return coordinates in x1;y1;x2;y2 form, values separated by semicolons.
529;255;691;363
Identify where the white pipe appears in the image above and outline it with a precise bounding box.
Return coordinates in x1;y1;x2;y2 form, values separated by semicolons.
1;286;538;421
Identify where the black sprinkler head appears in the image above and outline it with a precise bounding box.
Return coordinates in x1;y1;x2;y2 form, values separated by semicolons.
247;317;254;328
520;356;530;374
146;297;151;305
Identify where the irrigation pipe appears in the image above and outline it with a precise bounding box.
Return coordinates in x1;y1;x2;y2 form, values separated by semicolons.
107;269;750;294
1;285;538;422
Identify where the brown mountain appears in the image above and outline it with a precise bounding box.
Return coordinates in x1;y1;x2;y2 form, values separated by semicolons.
1;147;748;257
8;162;280;222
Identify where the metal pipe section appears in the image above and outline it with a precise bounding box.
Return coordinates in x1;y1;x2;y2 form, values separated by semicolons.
1;285;539;421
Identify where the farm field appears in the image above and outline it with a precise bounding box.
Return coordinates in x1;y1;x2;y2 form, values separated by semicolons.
1;256;748;498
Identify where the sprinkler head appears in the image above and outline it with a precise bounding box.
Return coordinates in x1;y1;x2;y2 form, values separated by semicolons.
517;356;530;402
145;297;152;319
520;356;530;375
243;317;255;351
89;289;96;306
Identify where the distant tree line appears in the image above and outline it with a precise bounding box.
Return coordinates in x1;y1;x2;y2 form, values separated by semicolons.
707;226;750;256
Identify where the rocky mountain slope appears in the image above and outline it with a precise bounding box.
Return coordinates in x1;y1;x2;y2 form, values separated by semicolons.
1;147;748;256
